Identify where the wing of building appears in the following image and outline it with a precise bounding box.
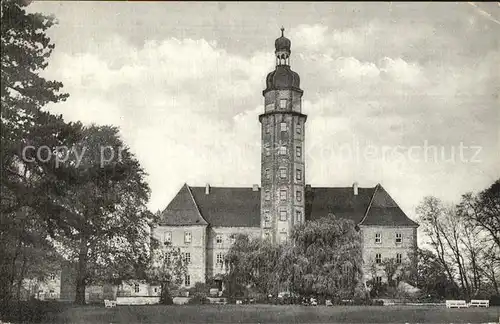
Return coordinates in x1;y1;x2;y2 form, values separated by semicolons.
153;28;419;289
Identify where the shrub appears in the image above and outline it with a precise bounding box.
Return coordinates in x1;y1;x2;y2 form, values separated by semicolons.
187;292;209;305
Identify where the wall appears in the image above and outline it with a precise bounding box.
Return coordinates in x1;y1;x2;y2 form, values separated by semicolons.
206;226;261;278
116;296;160;305
152;225;207;287
360;225;417;281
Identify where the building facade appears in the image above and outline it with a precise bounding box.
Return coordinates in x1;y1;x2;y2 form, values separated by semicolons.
153;29;418;289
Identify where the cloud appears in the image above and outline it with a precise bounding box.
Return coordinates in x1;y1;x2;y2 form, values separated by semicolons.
40;15;499;220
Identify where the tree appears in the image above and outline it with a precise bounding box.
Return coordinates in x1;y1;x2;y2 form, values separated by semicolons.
1;0;78;309
50;125;151;304
402;248;459;300
146;238;188;304
224;234;281;298
275;215;363;300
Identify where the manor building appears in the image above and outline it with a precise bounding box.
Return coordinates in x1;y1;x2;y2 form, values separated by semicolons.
152;29;418;289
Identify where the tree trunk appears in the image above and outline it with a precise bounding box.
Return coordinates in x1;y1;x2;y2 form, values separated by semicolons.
75;238;89;305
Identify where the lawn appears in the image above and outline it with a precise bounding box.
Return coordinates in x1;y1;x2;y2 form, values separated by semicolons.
48;304;500;324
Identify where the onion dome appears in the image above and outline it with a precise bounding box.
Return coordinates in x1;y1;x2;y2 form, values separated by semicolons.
265;66;300;90
275;27;291;53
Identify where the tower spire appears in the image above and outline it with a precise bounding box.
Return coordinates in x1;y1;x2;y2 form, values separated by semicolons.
281;26;285;37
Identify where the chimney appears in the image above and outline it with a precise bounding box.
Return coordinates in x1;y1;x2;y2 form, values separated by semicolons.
353;182;359;196
252;184;259;192
205;183;210;195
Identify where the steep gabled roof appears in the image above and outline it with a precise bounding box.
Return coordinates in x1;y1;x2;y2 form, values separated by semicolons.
190;186;260;227
159;183;208;226
305;187;375;224
359;184;418;227
159;183;418;228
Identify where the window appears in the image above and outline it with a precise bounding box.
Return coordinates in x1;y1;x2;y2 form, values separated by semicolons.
279;167;287;179
375;233;381;244
280;122;287;132
264;232;270;240
164;231;172;243
216;235;223;246
280;233;287;244
266;124;271;134
265;190;271;201
296;190;302;202
280;189;287;201
184;231;192;244
375;276;382;284
134;284;140;293
279;146;287;155
395;233;402;244
296;125;301;134
230;234;236;245
166;253;172;263
279;208;287;221
280;99;287;109
49;274;56;281
216;253;224;265
184;275;191;286
296;210;302;223
265;168;270;179
296;146;302;158
154;287;158;293
396;253;402;264
184;252;191;264
264;212;271;228
375;253;382;264
296;169;302;180
264;143;270;156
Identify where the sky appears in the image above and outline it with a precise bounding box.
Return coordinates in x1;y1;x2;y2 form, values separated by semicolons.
30;2;499;221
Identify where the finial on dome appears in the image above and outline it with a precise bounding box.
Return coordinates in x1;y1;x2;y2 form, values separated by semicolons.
280;26;285;37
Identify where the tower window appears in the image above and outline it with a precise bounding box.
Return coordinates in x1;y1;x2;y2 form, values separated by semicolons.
264;212;271;228
280;99;287;109
375;253;382;264
296;169;302;181
296;146;302;158
280;122;287;132
264;143;271;156
375;233;381;244
280;189;287;201
279;146;287;155
395;233;402;244
396;253;402;264
279;207;287;221
266;123;271;134
296;125;301;134
265;168;270;179
295;210;302;223
296;190;302;202
279;167;287;179
265;190;271;201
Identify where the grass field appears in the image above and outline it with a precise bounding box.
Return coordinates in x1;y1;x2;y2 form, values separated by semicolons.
49;304;500;324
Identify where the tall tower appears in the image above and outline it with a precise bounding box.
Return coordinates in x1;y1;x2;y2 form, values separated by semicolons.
259;28;307;244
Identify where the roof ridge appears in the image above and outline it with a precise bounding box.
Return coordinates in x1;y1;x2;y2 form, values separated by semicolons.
185;183;209;225
358;183;381;225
